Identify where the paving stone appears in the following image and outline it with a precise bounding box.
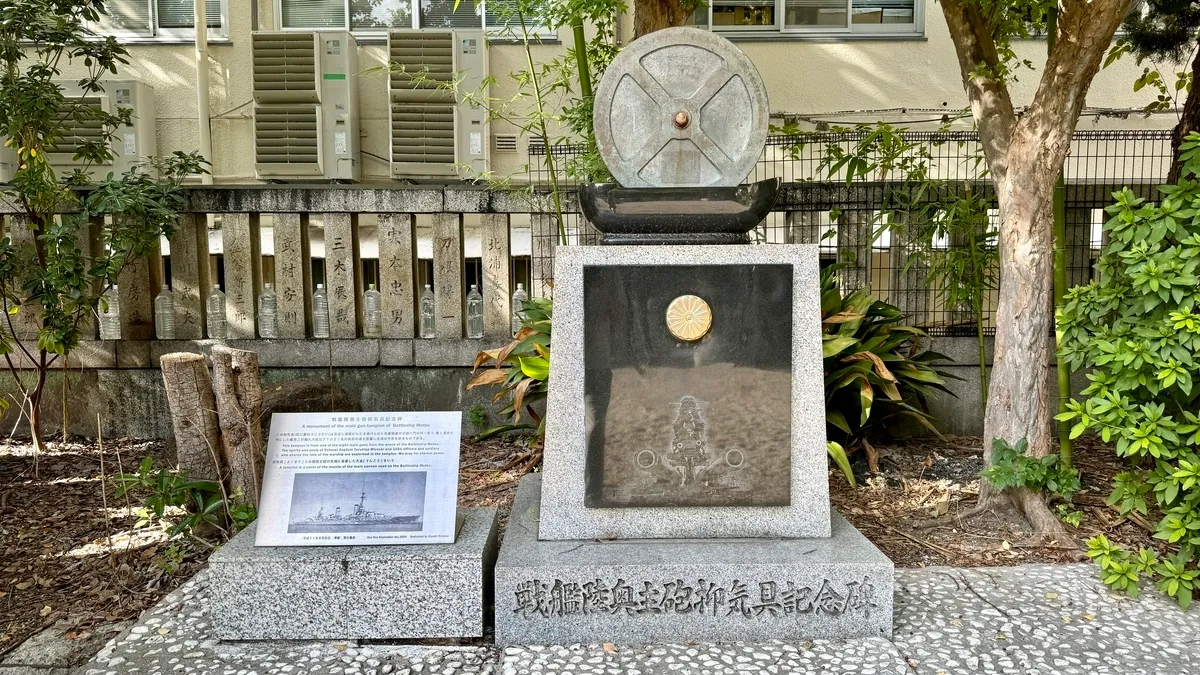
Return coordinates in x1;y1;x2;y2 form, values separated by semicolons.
81;563;1200;675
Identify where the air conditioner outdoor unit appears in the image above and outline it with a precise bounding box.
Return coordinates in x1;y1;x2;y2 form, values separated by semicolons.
48;80;157;181
388;29;489;178
251;31;360;181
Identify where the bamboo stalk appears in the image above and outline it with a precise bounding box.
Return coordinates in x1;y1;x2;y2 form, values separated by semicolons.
1049;8;1073;468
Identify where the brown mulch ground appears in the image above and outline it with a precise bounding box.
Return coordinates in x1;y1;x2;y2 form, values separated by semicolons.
0;433;1162;661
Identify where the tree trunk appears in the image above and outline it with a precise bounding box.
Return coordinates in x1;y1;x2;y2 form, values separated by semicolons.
1168;50;1200;183
161;352;223;482
211;346;265;506
634;0;695;37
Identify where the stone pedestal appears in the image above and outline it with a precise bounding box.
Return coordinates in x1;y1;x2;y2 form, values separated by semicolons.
496;476;892;645
209;508;498;640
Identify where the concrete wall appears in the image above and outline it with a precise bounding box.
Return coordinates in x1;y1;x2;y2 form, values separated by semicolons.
52;3;1174;184
0;336;1084;441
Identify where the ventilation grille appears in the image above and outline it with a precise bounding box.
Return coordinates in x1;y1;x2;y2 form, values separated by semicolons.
52;98;109;162
252;33;318;103
389;31;456;168
494;134;517;153
254;104;319;167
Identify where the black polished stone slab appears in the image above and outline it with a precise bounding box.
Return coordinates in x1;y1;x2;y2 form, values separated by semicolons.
578;179;781;245
583;264;793;508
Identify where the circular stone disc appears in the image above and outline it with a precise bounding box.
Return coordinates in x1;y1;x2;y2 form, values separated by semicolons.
594;27;769;188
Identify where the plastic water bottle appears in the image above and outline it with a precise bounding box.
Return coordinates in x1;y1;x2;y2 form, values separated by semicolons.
258;282;278;338
466;284;483;339
511;282;528;336
420;284;435;338
99;285;121;340
154;285;175;340
206;284;227;340
363;283;382;338
313;283;329;338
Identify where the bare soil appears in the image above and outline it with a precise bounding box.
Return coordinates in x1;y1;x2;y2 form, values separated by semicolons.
0;433;1160;661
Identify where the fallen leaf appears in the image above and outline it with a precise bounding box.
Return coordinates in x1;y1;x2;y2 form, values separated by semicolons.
1001;540;1011;551
157;627;170;635
602;643;617;653
333;644;348;652
1045;592;1058;599
39;606;51;617
1082;614;1095;621
14;581;31;590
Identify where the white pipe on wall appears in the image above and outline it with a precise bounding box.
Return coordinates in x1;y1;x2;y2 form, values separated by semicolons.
194;0;213;185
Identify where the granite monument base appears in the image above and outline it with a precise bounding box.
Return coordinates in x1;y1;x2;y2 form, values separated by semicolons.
209;508;498;640
495;476;892;646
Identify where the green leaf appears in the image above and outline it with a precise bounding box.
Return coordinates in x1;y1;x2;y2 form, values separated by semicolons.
827;442;856;489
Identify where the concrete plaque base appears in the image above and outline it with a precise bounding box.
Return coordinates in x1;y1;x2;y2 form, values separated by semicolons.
209;508;498;640
495;476;893;646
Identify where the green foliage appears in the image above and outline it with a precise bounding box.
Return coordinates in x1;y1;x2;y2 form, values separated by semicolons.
981;438;1080;501
468;296;553;440
468;405;490;432
826;441;856;488
114;457;256;540
1104;1;1200;114
1056;504;1084;527
0;0;206;444
1059;131;1200;607
820;264;955;450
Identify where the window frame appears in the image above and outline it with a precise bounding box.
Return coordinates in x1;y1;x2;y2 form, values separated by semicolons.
91;0;230;42
706;0;923;38
273;0;557;40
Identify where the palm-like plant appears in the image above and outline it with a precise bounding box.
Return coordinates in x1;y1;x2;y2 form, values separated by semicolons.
820;264;956;469
467;297;553;440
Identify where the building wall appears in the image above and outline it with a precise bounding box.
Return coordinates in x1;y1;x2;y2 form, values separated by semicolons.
56;2;1173;184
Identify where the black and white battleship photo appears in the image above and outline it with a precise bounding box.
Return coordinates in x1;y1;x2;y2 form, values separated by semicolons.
286;471;426;534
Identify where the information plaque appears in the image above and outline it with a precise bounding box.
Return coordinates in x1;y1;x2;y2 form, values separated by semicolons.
255;411;462;547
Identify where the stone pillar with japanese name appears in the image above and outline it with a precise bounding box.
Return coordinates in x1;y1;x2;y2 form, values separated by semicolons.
432;213;464;339
323;213;359;339
271;213;310;339
222;213;262;340
75;218;102;340
118;247;160;341
787;211;824;245
835;210;872;294
169;213;210;340
531;214;556;299
481;213;511;340
3;215;42;340
888;214;929;326
378;213;415;339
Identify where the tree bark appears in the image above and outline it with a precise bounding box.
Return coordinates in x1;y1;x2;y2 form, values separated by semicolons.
939;0;1131;542
211;346;265;506
1168;48;1200;183
161;352;223;482
634;0;695;37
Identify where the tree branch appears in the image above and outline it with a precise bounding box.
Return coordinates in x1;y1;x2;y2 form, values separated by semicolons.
938;0;1017;186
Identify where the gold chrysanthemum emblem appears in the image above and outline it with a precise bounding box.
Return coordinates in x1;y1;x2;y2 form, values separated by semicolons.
665;295;712;342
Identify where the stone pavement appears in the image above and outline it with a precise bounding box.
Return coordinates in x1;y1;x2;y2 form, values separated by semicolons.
81;563;1199;675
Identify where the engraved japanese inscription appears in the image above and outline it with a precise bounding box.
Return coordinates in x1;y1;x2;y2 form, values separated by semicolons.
512;577;878;619
583;264;792;508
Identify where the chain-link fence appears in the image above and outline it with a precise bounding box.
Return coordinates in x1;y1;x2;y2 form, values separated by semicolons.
525;129;1174;336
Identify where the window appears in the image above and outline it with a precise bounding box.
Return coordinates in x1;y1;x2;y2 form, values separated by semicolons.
94;0;227;39
706;0;920;36
277;0;554;38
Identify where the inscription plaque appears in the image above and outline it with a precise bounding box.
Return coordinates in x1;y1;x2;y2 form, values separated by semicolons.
583;264;792;508
512;576;878;619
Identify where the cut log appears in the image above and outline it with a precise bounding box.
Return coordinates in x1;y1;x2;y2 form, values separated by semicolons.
212;346;265;506
160;352;223;483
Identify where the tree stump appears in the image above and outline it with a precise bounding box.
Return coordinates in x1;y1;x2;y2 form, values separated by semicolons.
160;353;223;482
212;346;265;506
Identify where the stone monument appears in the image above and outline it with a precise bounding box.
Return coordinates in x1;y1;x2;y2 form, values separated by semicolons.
494;27;893;645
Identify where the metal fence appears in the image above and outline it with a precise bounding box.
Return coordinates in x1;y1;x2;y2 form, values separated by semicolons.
527;129;1174;336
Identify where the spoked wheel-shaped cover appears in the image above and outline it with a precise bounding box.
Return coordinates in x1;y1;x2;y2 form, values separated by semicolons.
593;27;770;188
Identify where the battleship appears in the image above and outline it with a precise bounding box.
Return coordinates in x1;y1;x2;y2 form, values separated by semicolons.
287;476;424;534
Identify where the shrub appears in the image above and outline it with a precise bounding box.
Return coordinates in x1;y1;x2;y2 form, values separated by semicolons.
1058;132;1200;607
467;296;552;440
820;264;956;454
